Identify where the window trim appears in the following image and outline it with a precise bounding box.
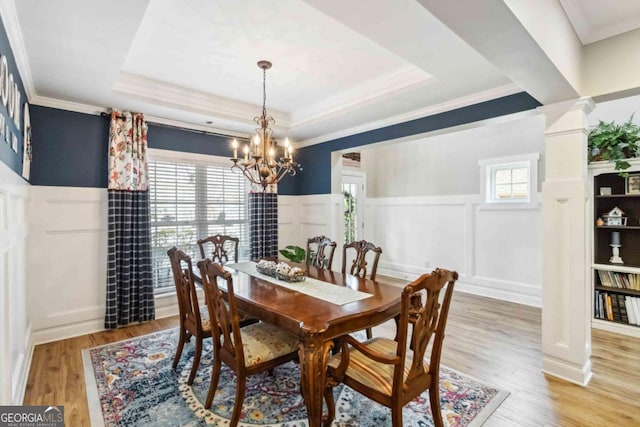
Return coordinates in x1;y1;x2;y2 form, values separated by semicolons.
478;153;540;209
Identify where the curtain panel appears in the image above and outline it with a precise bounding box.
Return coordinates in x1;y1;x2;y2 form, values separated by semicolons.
105;111;155;329
249;192;278;260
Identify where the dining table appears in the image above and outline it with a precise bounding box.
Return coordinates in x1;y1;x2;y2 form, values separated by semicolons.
211;261;403;427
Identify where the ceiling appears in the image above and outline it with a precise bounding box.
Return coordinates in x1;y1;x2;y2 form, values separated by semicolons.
559;0;640;44
6;0;640;146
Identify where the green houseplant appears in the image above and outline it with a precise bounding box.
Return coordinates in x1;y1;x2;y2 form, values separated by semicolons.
279;245;306;263
588;114;640;175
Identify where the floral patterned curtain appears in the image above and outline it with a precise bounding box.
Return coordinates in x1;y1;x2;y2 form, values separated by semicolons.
105;110;155;329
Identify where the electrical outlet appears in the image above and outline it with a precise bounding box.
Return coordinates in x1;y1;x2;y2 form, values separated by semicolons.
424;260;430;268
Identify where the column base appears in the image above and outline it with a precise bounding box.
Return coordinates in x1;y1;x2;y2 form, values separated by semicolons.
542;355;592;386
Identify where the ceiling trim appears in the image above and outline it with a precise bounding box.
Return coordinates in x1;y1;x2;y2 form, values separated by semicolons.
289;65;435;128
296;83;522;147
113;72;291;128
0;0;36;101
30;93;250;139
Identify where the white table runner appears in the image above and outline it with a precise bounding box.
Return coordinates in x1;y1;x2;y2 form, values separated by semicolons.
226;262;372;306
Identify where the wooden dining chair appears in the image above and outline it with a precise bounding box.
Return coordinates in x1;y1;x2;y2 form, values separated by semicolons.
324;268;458;427
306;235;337;270
197;259;300;426
342;239;383;338
167;247;212;385
197;234;239;263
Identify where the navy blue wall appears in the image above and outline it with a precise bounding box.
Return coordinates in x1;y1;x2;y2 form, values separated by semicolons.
29;106;242;188
0;17;28;179
280;92;541;195
29;92;540;192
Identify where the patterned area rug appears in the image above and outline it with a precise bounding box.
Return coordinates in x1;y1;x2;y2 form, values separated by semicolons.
82;328;508;426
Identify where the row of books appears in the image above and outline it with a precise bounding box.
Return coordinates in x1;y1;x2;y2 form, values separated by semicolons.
596;270;640;291
594;290;640;325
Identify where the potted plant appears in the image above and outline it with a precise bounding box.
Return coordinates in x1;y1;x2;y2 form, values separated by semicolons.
279;245;306;263
588;114;640;175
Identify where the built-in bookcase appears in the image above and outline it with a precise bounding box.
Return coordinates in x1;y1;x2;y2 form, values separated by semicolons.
590;159;640;337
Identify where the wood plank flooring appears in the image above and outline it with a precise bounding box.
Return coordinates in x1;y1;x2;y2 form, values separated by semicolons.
23;290;640;426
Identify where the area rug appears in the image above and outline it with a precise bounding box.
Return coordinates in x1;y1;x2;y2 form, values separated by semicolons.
82;328;508;426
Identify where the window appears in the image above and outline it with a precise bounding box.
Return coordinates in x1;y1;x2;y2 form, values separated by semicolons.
479;153;539;207
148;150;249;294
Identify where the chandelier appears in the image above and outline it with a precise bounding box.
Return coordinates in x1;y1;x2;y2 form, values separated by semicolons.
230;60;297;190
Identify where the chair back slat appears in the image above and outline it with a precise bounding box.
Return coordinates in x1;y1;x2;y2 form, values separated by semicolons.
197;259;245;367
395;269;457;391
197;234;239;264
306;235;337;270
341;240;382;280
167;247;203;328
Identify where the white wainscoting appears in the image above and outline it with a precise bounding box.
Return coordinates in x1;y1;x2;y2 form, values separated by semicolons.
28;186;183;345
282;193;542;307
0;161;31;405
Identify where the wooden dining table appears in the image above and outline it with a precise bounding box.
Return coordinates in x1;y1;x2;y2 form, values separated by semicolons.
218;264;403;427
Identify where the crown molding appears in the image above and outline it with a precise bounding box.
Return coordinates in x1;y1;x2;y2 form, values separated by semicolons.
29;94;250;138
289;65;435;128
296;83;522;148
30;94;108;115
113;72;291;128
0;0;36;101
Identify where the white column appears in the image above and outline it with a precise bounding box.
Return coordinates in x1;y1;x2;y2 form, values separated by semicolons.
539;97;595;386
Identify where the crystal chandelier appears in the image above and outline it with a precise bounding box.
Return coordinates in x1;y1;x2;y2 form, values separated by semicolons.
230;60;296;190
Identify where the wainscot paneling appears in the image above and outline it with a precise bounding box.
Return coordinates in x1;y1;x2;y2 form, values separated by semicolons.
28;186;184;345
371;194;542;306
0;160;30;405
278;194;339;248
283;193;542;307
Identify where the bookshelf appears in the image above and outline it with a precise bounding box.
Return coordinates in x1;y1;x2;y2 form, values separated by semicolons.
590;159;640;338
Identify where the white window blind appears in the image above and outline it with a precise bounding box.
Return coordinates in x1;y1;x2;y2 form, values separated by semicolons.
149;155;249;293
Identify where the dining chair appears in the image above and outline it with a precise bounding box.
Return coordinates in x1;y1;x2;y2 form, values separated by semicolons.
324;268;458;427
306;235;337;270
197;234;239;264
197;259;300;426
342;239;383;338
167;247;212;385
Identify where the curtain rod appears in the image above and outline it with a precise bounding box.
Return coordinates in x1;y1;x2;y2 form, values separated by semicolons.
99;112;250;142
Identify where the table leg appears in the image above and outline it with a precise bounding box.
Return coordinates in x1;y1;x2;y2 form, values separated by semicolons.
298;338;334;427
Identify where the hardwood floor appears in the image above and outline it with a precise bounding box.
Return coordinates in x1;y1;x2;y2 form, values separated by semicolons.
23;290;640;426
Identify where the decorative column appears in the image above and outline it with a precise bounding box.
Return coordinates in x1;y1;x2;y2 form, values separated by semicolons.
249;188;279;260
539;97;595;386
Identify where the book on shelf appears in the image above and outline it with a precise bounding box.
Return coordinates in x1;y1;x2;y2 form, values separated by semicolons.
626;296;637;325
617;294;629;324
595;269;640;291
595;290;640;326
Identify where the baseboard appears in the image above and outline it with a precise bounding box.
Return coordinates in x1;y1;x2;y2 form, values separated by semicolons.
377;262;541;307
16;323;33;404
542;355;592;387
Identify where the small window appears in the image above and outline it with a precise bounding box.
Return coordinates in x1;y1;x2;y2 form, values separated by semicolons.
479;153;539;207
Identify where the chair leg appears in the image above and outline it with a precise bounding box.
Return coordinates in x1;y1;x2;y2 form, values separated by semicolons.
366;327;373;339
391;406;403;427
173;327;187;369
429;381;444;427
230;375;247;427
323;382;336;427
205;357;222;409
188;336;203;385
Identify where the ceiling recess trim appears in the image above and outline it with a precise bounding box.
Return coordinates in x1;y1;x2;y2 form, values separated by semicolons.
289;65;435;128
113;72;291;129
